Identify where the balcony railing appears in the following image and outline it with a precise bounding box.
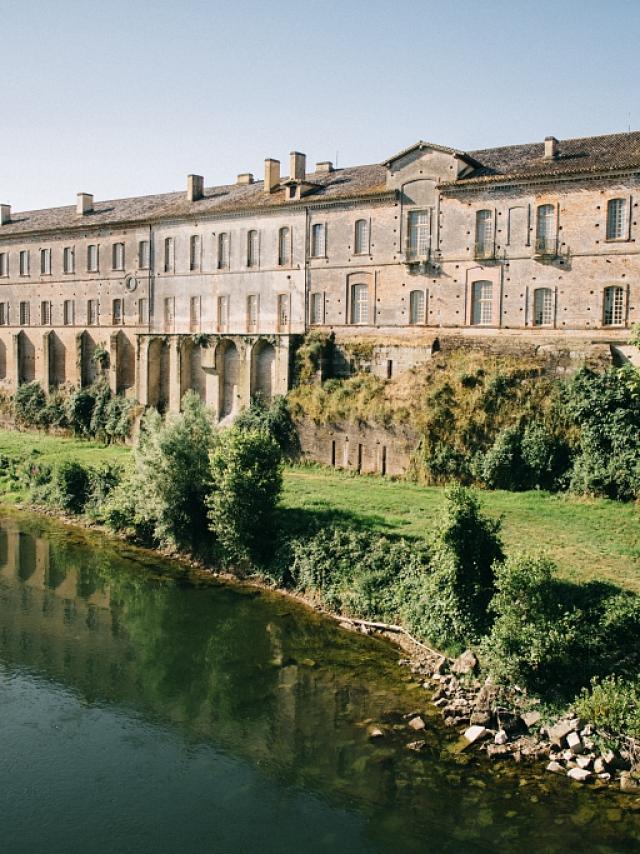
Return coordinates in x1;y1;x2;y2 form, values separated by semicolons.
474;242;495;261
534;237;557;257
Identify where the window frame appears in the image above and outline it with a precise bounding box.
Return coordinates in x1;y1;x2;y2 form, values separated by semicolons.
354;218;369;255
310;291;324;325
87;299;98;326
535;204;556;254
40;300;52;326
63;299;75;326
350;283;369;325
471;280;493;326
532;287;554;327
112;242;125;271
407;209;431;258
217;295;229;331
603;285;625;327
112;298;124;326
87;244;99;273
217;232;230;269
278;226;291;266
409;289;426;325
40;248;52;275
63;246;75;274
311;222;326;258
246;294;258;332
19;301;30;326
247;230;259;268
606;198;629;242
0;302;8;325
190;235;201;272
0;252;8;277
164;237;175;273
138;240;150;269
19;250;30;277
475;209;494;258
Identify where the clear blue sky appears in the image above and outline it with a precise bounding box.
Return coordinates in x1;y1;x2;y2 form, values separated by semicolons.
1;0;638;211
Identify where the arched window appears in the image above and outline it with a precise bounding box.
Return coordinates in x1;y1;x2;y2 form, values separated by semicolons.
533;287;553;326
247;230;259;267
278;227;290;266
409;290;426;325
471;280;493;326
350;284;369;324
606;198;626;240
535;204;555;252
603;286;625;326
190;235;200;271
354;219;369;254
475;210;494;257
217;233;229;269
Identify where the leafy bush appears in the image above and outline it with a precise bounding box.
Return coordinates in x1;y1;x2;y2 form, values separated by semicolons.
30;460;91;514
234;394;298;453
207;426;282;568
14;382;48;427
66;387;98;436
574;676;640;741
478;422;570;491
85;463;123;517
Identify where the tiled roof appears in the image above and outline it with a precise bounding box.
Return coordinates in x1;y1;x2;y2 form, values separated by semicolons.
0;164;389;237
448;130;640;187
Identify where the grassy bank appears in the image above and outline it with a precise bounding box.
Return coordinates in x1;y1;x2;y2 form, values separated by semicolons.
0;427;637;593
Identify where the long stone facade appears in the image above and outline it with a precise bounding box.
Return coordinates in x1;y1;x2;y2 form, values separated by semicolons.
0;131;638;418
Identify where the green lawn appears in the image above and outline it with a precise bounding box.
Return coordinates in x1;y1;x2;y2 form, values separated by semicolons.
0;428;637;593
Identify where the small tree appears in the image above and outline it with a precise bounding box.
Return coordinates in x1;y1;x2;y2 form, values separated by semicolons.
207;427;283;569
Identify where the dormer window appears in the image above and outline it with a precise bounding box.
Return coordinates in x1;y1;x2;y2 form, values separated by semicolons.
288;186;296;199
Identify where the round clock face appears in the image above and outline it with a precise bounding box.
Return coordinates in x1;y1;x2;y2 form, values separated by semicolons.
125;275;138;292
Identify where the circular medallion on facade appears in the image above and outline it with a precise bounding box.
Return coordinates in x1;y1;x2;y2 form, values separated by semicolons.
125;275;138;292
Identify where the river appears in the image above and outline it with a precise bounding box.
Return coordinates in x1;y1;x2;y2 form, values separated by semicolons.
0;509;639;853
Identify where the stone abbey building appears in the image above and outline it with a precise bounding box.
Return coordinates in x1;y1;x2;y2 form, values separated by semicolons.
0;130;638;420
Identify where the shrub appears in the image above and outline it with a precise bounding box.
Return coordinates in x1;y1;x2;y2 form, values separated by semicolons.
66;387;97;436
85;463;123;518
33;460;92;514
478;422;570;491
478;426;529;490
207;426;282;568
574;676;640;741
14;382;48;428
234;394;298;453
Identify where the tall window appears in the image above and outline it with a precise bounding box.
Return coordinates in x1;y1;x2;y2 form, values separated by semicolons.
40;300;51;325
471;280;493;325
350;283;369;324
533;287;553;326
247;294;258;331
138;298;148;324
217;295;229;331
164;238;174;273
87;244;99;272
40;248;51;275
19;250;30;276
354;219;369;255
63;247;75;274
20;301;30;325
0;303;7;325
606;198;627;240
278;294;289;329
475;210;494;257
247;230;259;267
217;233;229;269
190;235;200;271
408;210;430;257
112;298;123;325
87;299;98;325
63;299;74;326
310;292;323;324
409;290;426;325
138;240;150;269
0;252;7;277
603;286;625;326
535;204;555;252
278;227;291;265
190;296;201;331
311;223;326;257
112;242;125;271
164;297;175;330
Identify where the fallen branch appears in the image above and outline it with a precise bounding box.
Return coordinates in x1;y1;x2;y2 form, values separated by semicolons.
335;615;448;662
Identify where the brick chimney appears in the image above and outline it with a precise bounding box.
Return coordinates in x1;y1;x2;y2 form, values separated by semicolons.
237;173;254;185
264;158;280;193
544;136;559;160
187;174;204;202
77;192;93;215
290;151;306;182
315;161;334;173
0;204;10;225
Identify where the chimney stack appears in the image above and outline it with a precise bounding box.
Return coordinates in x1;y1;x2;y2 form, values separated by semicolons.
237;173;254;185
77;192;93;215
544;136;559;160
264;158;280;193
0;204;10;225
315;161;334;173
187;174;204;202
290;151;306;182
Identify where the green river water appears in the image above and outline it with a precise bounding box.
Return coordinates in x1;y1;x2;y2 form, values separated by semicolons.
0;509;639;854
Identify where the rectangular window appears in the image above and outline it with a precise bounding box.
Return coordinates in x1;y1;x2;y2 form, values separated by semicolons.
475;210;494;258
164;237;174;273
112;242;125;271
606;198;627;240
278;294;289;330
87;244;99;272
87;299;98;326
471;280;493;326
311;223;326;257
535;204;556;253
190;235;201;271
189;296;201;331
217;233;229;269
63;246;75;274
247;230;259;267
40;248;51;275
0;252;8;277
409;290;426;325
217;295;228;331
138;298;148;324
164;297;175;330
278;227;291;266
19;250;29;276
354;219;369;255
63;299;74;326
112;298;123;325
310;292;323;324
247;294;258;332
138;240;150;269
0;303;7;325
40;300;51;325
533;288;553;326
350;284;369;324
603;286;625;326
19;301;30;326
408;210;430;257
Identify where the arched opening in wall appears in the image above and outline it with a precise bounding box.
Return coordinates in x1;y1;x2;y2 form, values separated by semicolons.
79;331;98;387
114;332;135;393
218;340;239;418
180;339;207;404
147;338;170;411
48;332;66;387
17;331;35;385
0;339;6;381
251;339;275;401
